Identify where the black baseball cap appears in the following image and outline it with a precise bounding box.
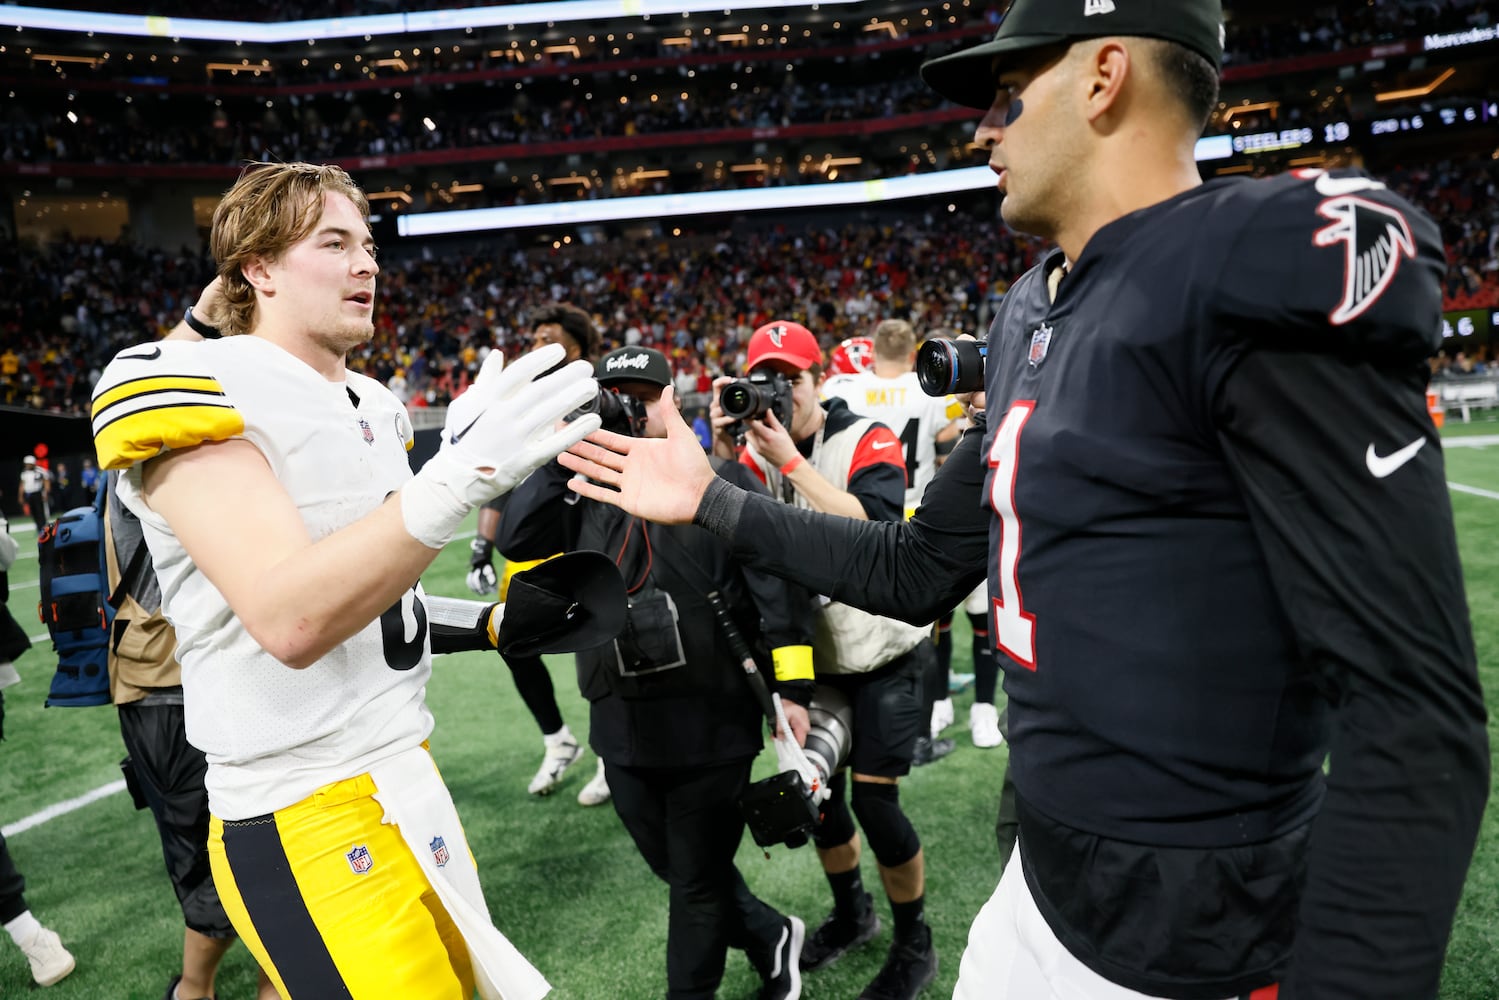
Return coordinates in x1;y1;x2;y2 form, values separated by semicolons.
921;0;1224;110
597;346;673;388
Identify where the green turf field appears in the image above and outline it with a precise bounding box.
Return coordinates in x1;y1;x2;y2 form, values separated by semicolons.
1;429;1495;998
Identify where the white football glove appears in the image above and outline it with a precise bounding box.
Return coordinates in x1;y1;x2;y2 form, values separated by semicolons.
401;344;600;549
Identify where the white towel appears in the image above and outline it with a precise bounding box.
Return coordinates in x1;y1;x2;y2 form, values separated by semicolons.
369;747;550;1000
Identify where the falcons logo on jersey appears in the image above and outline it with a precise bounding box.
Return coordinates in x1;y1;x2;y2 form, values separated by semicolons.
1312;194;1416;326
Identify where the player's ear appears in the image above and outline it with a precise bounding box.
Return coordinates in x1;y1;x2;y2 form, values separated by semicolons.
241;254;275;294
1081;39;1130;124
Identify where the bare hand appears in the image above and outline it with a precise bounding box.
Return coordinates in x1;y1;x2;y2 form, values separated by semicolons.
743;407;797;469
707;375;740;460
560;385;718;525
777;700;811;747
194;276;229;331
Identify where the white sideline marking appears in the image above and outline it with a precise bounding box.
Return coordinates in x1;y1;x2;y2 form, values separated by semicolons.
1443;435;1499;448
2;780;127;838
1450;482;1499;502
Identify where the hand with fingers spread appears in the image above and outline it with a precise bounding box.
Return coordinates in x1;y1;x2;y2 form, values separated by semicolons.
403;343;600;548
560;385;720;525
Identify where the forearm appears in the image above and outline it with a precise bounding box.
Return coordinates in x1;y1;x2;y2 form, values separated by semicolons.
219;499;439;668
781;462;869;519
145;439;442;669
696;433;989;622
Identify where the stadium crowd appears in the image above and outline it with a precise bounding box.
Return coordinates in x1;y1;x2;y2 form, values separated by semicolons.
0;75;949;175
5;150;1497;416
5;149;1496;417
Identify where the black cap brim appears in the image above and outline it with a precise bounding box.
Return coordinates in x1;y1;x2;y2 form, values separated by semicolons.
920;32;1073;110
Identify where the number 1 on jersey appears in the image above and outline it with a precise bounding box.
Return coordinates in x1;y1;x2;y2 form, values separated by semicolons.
988;402;1036;670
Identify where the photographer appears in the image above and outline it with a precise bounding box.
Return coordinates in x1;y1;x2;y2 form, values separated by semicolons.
496;346;815;1000
712;321;938;1000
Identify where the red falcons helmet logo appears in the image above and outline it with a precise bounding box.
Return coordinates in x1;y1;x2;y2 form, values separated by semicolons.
829;337;875;376
1312;195;1416;326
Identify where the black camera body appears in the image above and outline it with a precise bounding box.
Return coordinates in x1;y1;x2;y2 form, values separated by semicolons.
738;686;853;849
916;337;987;396
719;372;794;440
574;387;648;437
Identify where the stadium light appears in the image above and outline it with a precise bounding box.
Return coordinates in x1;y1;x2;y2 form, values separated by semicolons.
4;0;865;43
396;134;1239;238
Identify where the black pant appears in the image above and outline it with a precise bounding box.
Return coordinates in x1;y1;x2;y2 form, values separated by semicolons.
23;493;45;532
996;706;1018;870
0;831;28;924
118;701;234;937
607;757;786;1000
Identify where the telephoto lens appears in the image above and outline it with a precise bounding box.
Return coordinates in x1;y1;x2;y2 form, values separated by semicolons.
916;337;987;396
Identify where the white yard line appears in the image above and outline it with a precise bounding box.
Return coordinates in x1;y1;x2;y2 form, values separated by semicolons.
1450;482;1499;502
2;780;127;838
1443;435;1499;448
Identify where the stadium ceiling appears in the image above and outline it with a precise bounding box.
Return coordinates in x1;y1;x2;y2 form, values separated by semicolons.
4;0;866;43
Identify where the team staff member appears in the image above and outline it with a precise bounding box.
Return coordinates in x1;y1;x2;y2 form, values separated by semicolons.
714;321;938;1000
468;303;602;801
91;161;600;999
558;1;1490;996
17;456;49;533
497;346;813;1000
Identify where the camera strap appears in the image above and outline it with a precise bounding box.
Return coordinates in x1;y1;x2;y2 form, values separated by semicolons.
643;499;778;727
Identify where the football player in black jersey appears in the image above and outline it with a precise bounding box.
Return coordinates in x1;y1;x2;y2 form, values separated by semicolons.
559;0;1489;997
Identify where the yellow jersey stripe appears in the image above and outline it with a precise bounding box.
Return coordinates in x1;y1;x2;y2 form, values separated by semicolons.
92;374;227;421
95;403;246;470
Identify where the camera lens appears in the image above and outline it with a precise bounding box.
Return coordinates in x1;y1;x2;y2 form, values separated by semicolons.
916;338;986;396
719;383;756;421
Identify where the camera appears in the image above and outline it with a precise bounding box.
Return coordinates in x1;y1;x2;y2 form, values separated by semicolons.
718;372;793;439
573;387;648;437
738;687;853;849
916;337;987;396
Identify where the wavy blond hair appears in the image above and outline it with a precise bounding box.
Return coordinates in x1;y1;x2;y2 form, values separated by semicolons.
209;162;370;336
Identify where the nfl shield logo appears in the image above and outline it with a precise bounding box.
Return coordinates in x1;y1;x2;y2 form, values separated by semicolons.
346;845;373;875
359;418;374;445
1028;323;1053;368
430;835;450;868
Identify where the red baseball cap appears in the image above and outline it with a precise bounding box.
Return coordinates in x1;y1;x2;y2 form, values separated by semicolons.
747;321;821;372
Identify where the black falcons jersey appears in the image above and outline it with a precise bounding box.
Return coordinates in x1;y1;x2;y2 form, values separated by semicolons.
722;169;1486;999
980;169;1445;845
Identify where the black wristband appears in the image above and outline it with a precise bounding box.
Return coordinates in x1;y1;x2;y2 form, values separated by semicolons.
184;304;222;340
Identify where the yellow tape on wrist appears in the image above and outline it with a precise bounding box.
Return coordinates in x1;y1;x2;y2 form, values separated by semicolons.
771;645;814;683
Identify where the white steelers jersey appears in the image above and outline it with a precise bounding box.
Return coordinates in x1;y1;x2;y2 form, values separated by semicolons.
823;369;962;513
92;335;430;820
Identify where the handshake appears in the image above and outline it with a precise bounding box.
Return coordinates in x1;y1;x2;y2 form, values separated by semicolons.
401;343;600;550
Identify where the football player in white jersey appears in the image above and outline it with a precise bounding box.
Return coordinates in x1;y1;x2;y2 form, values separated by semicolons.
90;162;599;1000
822;320;962;764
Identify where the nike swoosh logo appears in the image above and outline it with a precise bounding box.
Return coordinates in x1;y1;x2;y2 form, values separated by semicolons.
120;346;161;361
871;440;897;450
1366;437;1426;478
449;413;482;445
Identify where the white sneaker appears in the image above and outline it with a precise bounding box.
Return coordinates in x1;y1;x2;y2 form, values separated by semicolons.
970;702;1004;749
21;926;75;987
930;697;954;738
528;731;584;795
577;758;611;807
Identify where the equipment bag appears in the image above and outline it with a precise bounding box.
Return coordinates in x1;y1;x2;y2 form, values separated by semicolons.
36;478;139;707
